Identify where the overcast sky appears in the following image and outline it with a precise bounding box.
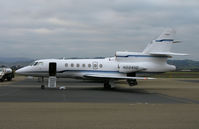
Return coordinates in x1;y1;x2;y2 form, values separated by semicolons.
0;0;198;60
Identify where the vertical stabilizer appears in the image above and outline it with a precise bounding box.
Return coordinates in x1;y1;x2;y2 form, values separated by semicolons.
143;28;176;54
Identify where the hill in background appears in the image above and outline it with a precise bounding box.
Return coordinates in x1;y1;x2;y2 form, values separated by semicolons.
168;60;199;71
0;57;34;69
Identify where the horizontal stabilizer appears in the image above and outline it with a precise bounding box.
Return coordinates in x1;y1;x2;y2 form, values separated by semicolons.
149;52;188;57
84;74;155;80
173;40;181;43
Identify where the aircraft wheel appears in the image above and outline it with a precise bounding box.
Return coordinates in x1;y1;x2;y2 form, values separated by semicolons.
7;77;12;81
0;78;5;82
104;82;111;89
41;85;45;89
127;79;138;86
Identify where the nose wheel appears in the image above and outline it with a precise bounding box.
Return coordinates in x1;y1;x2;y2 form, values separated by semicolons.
41;85;45;89
41;77;45;89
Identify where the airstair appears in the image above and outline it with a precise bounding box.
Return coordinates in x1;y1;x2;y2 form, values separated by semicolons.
48;76;57;88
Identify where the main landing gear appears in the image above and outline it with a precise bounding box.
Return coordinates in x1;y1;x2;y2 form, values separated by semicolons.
104;81;112;89
127;79;138;86
127;72;138;86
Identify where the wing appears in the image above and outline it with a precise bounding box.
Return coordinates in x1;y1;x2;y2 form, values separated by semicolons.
84;74;155;80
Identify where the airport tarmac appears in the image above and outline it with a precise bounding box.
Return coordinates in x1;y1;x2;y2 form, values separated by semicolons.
0;76;199;103
0;76;199;129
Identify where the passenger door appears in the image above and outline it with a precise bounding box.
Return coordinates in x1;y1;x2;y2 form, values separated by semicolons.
49;62;57;76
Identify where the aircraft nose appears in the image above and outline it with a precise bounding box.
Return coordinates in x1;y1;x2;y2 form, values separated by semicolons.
15;68;23;74
15;67;28;75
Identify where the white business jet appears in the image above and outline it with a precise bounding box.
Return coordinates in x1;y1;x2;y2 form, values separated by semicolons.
16;29;187;89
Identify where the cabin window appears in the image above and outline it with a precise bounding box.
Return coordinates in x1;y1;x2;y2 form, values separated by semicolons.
99;64;103;68
93;64;97;68
76;64;80;67
88;64;91;68
65;63;68;67
71;63;74;67
82;64;86;67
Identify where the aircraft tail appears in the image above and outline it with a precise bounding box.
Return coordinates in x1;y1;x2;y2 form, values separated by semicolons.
115;29;187;62
143;28;187;57
143;28;176;54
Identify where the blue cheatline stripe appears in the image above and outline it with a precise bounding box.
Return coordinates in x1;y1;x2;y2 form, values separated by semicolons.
25;70;120;74
58;70;120;73
116;55;168;58
155;39;174;42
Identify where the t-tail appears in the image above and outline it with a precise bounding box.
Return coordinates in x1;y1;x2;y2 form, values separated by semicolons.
143;28;187;57
115;28;188;73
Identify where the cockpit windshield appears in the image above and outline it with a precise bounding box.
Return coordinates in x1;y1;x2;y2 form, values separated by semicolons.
29;61;43;66
33;62;38;66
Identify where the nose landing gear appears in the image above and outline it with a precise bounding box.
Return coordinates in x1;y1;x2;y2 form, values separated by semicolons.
41;77;45;89
41;85;45;89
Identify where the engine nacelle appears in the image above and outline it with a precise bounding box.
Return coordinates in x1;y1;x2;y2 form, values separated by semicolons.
118;63;146;73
